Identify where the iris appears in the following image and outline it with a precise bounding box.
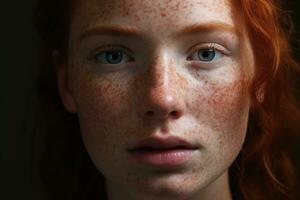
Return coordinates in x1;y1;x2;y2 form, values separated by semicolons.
93;50;124;64
104;51;123;64
197;49;216;62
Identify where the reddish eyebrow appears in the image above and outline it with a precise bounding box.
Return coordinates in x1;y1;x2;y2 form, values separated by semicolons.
172;22;238;38
79;22;238;42
79;25;144;41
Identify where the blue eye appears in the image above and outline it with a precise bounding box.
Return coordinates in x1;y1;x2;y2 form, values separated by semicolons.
198;49;216;61
94;50;125;64
89;45;134;65
189;48;223;62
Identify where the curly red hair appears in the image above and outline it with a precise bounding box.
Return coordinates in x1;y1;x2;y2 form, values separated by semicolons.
230;0;300;199
33;0;300;199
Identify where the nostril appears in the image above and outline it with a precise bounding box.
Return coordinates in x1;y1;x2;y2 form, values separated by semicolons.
145;110;154;116
144;110;182;119
170;110;179;117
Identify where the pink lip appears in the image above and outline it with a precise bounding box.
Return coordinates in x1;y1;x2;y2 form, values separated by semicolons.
127;135;198;168
129;149;196;168
127;135;198;151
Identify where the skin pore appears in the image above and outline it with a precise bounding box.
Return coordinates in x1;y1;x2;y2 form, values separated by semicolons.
57;0;254;199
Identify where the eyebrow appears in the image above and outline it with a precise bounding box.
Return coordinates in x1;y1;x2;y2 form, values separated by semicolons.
79;24;144;42
173;22;238;38
79;21;237;42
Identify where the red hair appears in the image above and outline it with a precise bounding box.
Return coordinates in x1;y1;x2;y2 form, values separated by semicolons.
230;0;300;199
33;0;300;199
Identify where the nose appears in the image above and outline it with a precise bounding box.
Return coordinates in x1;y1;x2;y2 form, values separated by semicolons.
137;54;186;121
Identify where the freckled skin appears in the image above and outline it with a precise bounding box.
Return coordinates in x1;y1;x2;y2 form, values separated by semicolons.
58;0;255;200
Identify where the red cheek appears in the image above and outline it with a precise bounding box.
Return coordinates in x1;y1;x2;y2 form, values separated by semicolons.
100;82;129;110
79;77;128;117
209;79;244;104
190;73;249;126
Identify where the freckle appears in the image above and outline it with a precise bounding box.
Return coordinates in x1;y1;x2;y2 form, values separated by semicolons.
133;13;140;21
175;2;180;10
160;12;166;17
218;139;224;146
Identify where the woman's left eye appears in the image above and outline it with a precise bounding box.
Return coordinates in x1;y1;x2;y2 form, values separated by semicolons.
188;47;224;62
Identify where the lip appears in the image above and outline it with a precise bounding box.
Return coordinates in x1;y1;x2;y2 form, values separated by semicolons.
127;135;198;151
128;149;197;168
127;136;198;168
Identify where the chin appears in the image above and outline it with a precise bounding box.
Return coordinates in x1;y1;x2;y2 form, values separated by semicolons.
129;173;204;200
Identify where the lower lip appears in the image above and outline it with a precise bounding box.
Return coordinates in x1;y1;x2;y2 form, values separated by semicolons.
128;149;196;168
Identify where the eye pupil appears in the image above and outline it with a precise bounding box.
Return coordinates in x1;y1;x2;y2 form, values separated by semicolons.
105;51;123;64
198;49;216;61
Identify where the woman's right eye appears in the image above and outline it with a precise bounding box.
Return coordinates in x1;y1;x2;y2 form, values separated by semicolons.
88;46;134;65
93;50;125;64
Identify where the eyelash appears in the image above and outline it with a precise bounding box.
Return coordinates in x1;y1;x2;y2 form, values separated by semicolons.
88;43;229;64
187;43;229;62
88;45;134;63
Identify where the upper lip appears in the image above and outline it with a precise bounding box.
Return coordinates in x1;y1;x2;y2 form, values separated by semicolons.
127;135;198;151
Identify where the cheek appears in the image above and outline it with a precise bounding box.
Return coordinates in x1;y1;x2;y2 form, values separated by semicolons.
72;73;132;142
71;74;135;173
190;70;250;131
74;73;130;119
207;79;248;126
188;69;250;159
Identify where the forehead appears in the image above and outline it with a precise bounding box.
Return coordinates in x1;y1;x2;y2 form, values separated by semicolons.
71;0;234;34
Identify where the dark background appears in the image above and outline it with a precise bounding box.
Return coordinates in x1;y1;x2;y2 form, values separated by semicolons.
1;1;300;199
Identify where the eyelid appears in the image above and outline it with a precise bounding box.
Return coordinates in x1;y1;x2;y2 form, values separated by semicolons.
187;43;231;58
87;45;134;61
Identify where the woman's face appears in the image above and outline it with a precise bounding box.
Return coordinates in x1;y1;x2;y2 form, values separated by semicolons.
58;0;254;199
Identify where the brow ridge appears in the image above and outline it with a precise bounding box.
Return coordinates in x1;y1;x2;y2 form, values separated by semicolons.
79;21;238;42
